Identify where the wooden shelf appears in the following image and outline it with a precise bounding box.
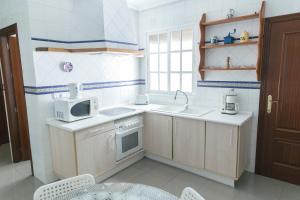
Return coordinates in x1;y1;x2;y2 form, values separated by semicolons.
35;47;144;57
200;67;257;71
201;41;258;49
201;13;259;26
198;1;265;80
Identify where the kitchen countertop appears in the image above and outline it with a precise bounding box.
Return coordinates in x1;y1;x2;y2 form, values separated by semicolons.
47;104;252;132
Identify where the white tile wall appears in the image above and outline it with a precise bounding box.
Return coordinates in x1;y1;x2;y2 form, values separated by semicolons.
138;0;262;172
30;51;141;183
1;0;300;184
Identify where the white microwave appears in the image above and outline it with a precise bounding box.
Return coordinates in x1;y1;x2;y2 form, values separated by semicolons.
54;97;98;122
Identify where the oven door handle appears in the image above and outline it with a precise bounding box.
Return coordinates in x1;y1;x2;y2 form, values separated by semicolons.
116;125;143;135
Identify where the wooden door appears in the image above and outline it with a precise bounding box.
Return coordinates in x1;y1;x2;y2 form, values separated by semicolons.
0;63;9;145
256;13;300;185
76;130;116;177
144;113;173;160
0;25;31;163
205;122;238;179
173;117;205;169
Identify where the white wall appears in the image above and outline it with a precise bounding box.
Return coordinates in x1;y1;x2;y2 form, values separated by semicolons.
139;0;260;172
28;0;140;50
1;0;300;183
26;0;142;183
265;0;300;17
31;52;140;182
137;0;299;172
0;0;44;180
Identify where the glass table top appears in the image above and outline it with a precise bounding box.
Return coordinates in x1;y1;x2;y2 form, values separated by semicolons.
54;183;178;200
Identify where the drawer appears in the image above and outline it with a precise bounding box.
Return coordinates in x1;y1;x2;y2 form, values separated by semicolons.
75;122;114;141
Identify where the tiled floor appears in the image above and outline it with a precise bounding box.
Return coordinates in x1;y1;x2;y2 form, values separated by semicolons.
0;144;41;200
105;158;300;200
0;157;299;200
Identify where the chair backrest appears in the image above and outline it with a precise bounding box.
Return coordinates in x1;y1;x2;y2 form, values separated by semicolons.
180;187;205;200
33;174;95;200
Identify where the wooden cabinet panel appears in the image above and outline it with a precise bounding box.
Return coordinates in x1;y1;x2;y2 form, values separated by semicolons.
144;113;172;160
205;122;239;178
173;117;205;169
76;130;116;177
49;127;77;178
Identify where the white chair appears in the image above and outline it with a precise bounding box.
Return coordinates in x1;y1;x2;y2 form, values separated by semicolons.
33;174;95;200
180;187;205;200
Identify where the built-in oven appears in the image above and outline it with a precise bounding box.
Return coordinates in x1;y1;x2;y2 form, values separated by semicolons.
115;115;143;161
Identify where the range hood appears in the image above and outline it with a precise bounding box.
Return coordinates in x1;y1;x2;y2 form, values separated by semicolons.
34;0;143;56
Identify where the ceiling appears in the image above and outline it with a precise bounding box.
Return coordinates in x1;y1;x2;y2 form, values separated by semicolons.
127;0;182;11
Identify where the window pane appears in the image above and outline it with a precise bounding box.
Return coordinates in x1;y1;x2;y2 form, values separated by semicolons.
182;73;192;92
160;73;168;91
149;54;158;72
149;35;158;53
159;53;168;72
182;29;193;50
170;73;181;91
171;52;180;72
171;31;181;51
159;33;168;53
182;51;193;71
150;73;158;90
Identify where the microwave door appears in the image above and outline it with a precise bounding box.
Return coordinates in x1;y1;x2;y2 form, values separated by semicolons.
71;100;90;117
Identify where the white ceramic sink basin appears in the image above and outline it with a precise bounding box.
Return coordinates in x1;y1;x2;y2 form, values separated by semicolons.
152;105;212;117
179;107;212;116
151;105;185;113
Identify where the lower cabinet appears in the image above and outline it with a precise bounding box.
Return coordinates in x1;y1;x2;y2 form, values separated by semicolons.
49;122;116;178
173;117;205;169
144;113;173;160
205;122;244;179
76;130;116;177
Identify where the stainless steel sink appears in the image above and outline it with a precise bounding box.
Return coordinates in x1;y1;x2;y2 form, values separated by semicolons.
99;107;136;116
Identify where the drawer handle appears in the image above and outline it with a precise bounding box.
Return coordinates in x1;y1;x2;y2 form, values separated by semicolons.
88;127;105;134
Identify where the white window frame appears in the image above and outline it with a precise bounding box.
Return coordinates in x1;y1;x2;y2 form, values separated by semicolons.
146;26;195;95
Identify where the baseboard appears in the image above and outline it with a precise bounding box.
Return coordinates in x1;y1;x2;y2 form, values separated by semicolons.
96;150;145;183
145;153;236;187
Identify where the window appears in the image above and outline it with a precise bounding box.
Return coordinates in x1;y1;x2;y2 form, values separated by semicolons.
148;28;193;93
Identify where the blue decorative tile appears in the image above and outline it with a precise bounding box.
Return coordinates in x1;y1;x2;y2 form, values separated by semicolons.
197;81;260;89
25;79;145;95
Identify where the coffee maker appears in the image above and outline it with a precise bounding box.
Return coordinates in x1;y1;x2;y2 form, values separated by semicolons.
221;89;239;115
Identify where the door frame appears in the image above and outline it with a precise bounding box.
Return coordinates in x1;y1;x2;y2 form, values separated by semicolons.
0;24;33;172
255;13;300;175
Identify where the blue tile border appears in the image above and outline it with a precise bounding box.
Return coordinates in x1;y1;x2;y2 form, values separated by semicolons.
197;81;261;89
31;37;139;46
25;79;146;95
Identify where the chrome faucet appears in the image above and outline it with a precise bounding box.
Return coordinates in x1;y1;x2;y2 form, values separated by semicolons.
174;90;189;110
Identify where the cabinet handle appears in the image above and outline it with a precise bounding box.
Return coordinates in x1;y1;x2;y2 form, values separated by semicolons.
89;127;105;134
109;132;115;151
229;129;233;146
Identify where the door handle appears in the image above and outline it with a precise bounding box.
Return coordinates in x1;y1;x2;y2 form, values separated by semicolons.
267;95;278;114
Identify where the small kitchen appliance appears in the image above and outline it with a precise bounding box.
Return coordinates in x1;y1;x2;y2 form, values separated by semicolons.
135;94;149;105
54;96;99;122
68;83;83;99
221;89;239;115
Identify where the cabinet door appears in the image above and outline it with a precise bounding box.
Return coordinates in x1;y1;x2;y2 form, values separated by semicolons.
205;122;238;178
76;130;116;177
173;117;205;169
144;113;172;159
